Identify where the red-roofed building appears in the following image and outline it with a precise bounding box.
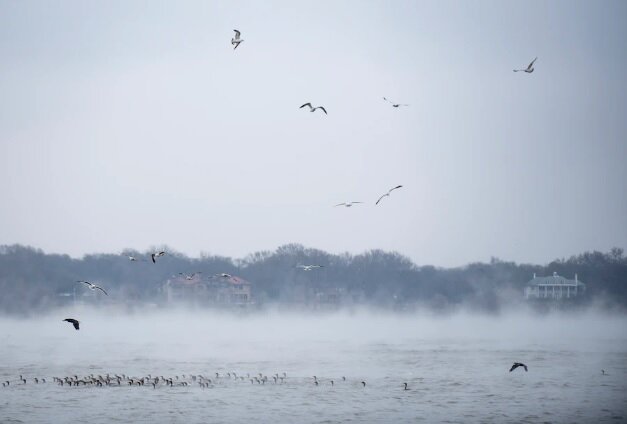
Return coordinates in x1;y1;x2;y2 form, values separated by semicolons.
164;274;253;307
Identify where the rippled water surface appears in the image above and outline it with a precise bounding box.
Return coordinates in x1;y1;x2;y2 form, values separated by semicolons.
1;310;626;423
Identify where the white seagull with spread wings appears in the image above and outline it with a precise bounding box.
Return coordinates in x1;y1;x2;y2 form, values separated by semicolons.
179;272;202;280
335;201;363;207
151;251;166;263
383;97;409;108
76;281;108;296
300;103;327;115
513;57;537;73
296;265;324;271
231;29;243;50
376;185;403;205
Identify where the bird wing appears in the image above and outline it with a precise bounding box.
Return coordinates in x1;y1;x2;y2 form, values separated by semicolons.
151;254;156;263
389;185;403;192
383;97;392;103
300;103;312;110
509;364;517;372
233;41;241;50
523;365;528;371
77;280;90;286
95;286;108;295
334;203;346;207
527;57;537;70
317;106;327;114
233;29;241;39
376;194;388;205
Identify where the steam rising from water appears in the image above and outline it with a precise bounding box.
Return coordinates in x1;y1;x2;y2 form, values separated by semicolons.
1;309;626;423
2;308;625;369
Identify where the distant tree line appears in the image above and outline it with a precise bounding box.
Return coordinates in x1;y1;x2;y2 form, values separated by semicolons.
0;244;625;315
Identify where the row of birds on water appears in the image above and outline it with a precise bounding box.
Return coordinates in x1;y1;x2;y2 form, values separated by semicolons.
3;364;539;390
4;365;616;390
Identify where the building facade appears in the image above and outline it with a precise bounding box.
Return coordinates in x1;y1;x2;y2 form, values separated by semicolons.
524;272;586;300
164;274;253;307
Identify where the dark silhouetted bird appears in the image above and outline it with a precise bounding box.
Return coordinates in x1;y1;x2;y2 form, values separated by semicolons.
509;362;528;372
300;103;327;114
63;318;80;330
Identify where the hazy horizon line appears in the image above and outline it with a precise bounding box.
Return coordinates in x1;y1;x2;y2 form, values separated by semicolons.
2;241;624;269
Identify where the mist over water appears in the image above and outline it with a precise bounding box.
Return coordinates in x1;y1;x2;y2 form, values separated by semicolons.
1;309;626;423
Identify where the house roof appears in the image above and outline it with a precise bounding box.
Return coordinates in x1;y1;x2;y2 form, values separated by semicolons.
527;273;585;288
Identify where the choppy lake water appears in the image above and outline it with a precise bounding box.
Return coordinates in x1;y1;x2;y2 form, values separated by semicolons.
1;310;626;423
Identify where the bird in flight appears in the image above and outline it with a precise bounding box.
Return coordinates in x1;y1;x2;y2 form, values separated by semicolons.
76;281;108;295
335;201;363;207
300;103;327;115
63;318;80;330
215;273;233;279
513;57;537;73
179;272;201;280
296;265;324;271
376;185;403;205
151;251;166;263
231;29;243;50
127;255;146;262
509;362;528;372
383;97;409;108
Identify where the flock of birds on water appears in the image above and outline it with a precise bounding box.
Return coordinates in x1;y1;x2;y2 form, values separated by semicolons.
4;31;589;394
3;365;537;391
0;367;613;391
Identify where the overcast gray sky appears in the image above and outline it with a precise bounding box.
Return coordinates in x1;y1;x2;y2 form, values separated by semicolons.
0;0;625;266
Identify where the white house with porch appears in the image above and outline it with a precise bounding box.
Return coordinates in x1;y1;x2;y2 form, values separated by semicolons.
525;272;586;300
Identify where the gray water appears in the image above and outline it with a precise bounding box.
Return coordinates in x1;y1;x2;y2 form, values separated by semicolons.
1;309;626;423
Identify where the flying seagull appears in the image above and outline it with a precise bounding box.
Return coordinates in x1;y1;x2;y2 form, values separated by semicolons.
151;251;166;263
509;362;528;372
300;103;327;115
231;29;243;50
383;97;409;108
513;57;537;73
179;272;201;280
127;255;146;262
63;318;80;330
335;201;363;207
296;265;324;271
76;281;108;295
375;185;403;205
215;273;233;279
